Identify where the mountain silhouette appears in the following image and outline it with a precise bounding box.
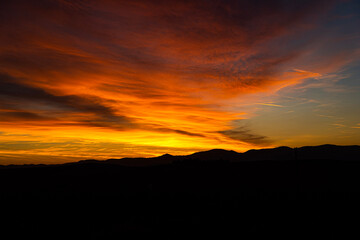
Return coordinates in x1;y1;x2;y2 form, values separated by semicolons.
59;144;360;167
1;144;359;169
1;144;360;237
187;148;241;161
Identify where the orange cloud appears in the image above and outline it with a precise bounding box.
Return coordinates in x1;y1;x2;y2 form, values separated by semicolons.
1;0;357;164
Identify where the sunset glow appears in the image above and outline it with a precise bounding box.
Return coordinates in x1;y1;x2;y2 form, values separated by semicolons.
0;0;359;164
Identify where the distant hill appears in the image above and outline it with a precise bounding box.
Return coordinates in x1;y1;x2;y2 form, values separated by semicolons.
100;144;360;166
240;144;360;161
1;144;359;168
1;144;360;237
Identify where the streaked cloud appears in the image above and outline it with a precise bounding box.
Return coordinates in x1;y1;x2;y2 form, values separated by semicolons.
0;0;359;163
218;127;271;146
332;123;346;128
255;103;285;108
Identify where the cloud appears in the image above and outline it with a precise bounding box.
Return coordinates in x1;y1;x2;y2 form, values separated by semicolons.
219;127;271;146
150;127;205;138
0;0;358;162
0;111;52;121
218;119;272;146
0;72;213;138
0;0;335;92
0;74;113;115
0;73;134;128
255;103;285;108
332;123;346;128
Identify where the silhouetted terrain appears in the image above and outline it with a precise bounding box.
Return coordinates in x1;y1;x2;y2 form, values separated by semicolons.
1;145;360;238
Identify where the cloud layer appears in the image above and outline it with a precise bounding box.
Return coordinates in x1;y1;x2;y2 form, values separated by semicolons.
0;0;359;163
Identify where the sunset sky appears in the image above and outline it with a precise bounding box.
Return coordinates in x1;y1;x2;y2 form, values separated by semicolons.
0;0;359;164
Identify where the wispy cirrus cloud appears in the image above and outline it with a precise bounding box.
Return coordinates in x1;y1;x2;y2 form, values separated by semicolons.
0;0;359;163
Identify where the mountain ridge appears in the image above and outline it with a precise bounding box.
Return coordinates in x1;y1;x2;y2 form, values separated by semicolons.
1;145;360;236
1;144;359;168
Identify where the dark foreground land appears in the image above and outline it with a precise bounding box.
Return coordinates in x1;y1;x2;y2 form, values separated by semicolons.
1;145;360;238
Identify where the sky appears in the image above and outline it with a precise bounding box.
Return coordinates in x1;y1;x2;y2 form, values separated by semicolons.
0;0;359;164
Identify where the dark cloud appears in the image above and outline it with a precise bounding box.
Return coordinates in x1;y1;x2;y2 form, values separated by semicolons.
152;127;205;138
0;0;336;90
0;49;102;77
0;73;209;137
0;73;109;115
0;111;52;121
219;126;271;145
0;73;133;126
